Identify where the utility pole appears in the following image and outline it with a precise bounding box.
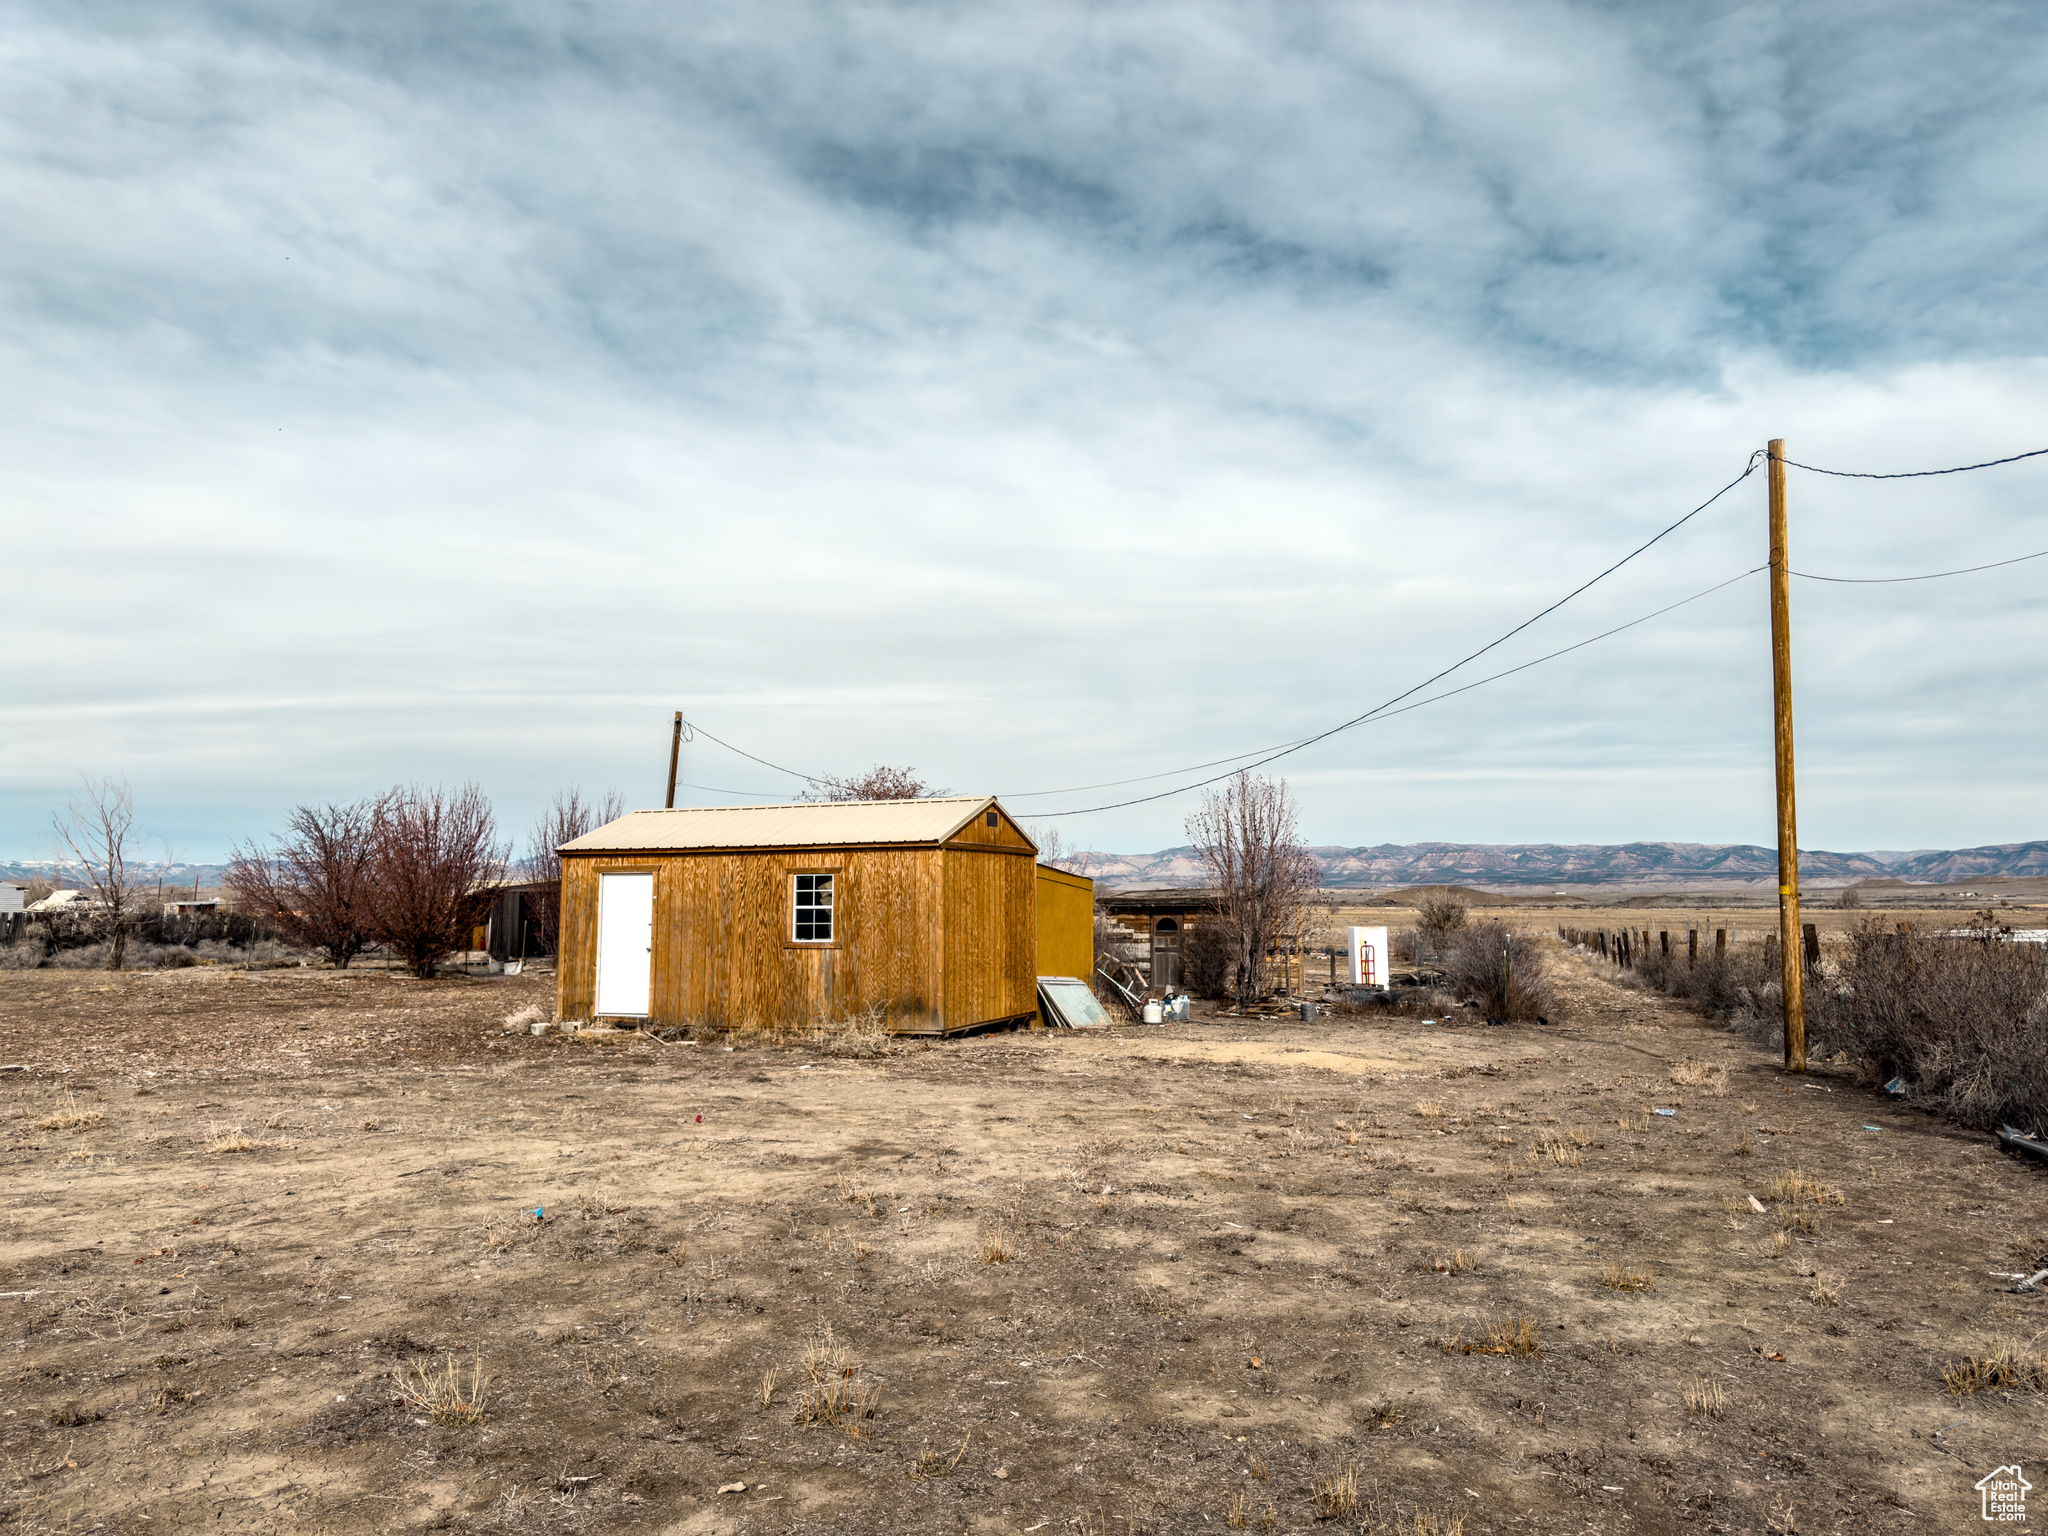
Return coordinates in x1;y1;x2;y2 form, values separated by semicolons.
1768;440;1805;1071
665;711;684;809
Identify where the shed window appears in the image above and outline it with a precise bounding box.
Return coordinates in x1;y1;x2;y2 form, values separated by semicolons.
792;873;834;942
986;811;998;827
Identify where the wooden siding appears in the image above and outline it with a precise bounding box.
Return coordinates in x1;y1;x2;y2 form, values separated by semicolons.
941;845;1038;1028
558;840;1035;1035
1034;864;1095;980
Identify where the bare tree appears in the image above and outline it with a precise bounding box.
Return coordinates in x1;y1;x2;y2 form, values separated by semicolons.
524;787;625;955
802;766;933;801
1027;822;1092;874
1184;771;1318;1006
51;776;144;970
225;798;384;968
367;784;508;979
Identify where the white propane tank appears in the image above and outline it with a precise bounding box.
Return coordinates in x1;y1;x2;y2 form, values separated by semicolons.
1142;999;1165;1024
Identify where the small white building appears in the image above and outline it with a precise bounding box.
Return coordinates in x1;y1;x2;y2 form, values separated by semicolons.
27;890;100;914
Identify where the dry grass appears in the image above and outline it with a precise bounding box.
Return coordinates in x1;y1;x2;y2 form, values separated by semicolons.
1432;1249;1478;1276
1446;1312;1541;1357
978;1224;1013;1265
909;1430;970;1480
793;1327;882;1436
395;1352;490;1426
833;1173;878;1215
1246;1451;1268;1482
1771;1229;1792;1254
1225;1489;1250;1529
501;1003;547;1033
1535;1131;1583;1167
808;1002;892;1059
1942;1338;2048;1394
205;1124;256;1154
1765;1167;1844;1206
38;1095;103;1132
1413;1099;1446;1120
1598;1262;1655;1293
1313;1463;1360;1520
1669;1059;1730;1095
757;1367;777;1408
1808;1272;1840;1307
1684;1376;1727;1419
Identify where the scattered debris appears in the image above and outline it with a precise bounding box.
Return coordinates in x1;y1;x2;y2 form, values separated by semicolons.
1748;1195;1767;1214
1997;1124;2048;1167
718;1481;747;1494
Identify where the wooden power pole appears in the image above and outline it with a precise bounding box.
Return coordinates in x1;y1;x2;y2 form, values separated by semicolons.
665;711;684;810
1767;440;1806;1071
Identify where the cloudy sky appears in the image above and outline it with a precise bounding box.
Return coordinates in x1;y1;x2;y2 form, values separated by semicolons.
7;1;2048;862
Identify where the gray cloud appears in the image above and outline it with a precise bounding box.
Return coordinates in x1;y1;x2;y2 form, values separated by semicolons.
5;1;2048;859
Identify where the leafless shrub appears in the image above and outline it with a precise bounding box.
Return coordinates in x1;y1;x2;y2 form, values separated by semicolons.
1442;920;1553;1020
803;765;933;801
0;934;47;969
522;787;623;956
1184;771;1317;1005
1416;895;1468;956
1823;920;2048;1130
367;784;508;978
226;798;383;968
1684;1376;1727;1418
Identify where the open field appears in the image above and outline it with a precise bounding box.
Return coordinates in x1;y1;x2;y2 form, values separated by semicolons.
2;949;2043;1534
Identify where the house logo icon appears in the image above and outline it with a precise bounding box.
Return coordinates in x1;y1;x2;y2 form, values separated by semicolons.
1976;1465;2029;1522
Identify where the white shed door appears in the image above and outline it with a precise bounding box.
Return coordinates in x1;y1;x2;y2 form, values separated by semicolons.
594;873;655;1017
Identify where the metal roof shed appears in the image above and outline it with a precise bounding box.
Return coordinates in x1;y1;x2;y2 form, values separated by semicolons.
555;796;1056;1037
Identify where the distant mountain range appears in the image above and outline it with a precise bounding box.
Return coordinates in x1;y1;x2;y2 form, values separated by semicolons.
8;841;2046;895
1075;840;2048;890
0;861;226;890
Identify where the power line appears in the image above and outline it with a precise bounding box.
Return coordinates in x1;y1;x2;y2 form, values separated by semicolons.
680;441;2045;816
681;719;822;786
1000;736;1318;799
1774;447;2048;480
1793;547;2048;583
1032;564;1768;818
1023;457;1767;816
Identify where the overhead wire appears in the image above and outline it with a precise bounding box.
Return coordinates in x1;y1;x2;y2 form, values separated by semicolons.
1028;564;1769;817
675;441;2045;817
1774;446;2048;480
1793;547;2048;583
1022;454;1768;816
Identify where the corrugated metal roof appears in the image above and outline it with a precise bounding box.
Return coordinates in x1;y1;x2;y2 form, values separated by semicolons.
559;797;1029;853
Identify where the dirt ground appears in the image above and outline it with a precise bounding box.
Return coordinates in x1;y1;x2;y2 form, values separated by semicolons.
2;948;2044;1535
